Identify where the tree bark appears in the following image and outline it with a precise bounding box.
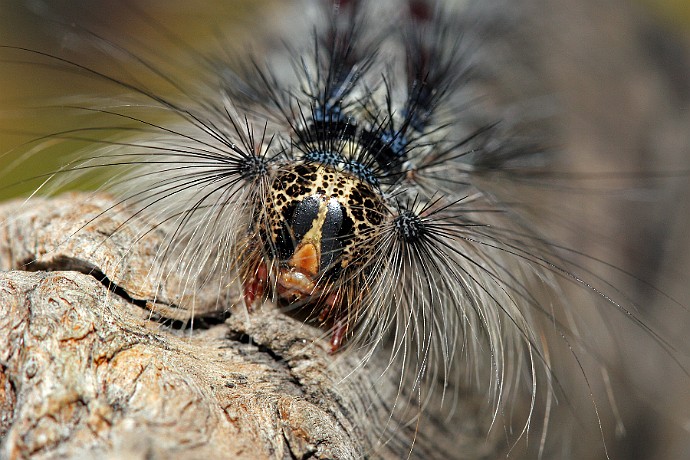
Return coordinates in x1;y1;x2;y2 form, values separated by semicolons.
0;195;496;460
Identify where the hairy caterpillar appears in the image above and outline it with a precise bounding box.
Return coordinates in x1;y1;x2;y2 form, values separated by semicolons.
1;0;690;458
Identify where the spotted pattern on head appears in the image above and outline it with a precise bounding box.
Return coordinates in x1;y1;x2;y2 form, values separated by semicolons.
264;162;387;283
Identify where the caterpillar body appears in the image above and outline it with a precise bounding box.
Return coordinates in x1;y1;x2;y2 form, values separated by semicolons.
1;0;689;459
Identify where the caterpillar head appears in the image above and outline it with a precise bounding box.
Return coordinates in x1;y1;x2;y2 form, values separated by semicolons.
243;158;388;350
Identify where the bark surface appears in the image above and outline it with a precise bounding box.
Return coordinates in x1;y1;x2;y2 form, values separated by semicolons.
0;195;494;460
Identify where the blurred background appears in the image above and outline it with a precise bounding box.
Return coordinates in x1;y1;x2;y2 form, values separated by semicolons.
0;0;276;199
1;0;688;195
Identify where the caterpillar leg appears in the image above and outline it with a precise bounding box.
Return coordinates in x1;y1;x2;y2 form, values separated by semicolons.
329;318;347;353
318;292;347;353
243;261;268;310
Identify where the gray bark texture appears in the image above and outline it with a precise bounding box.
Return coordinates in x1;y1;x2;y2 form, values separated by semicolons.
0;195;495;460
0;195;376;459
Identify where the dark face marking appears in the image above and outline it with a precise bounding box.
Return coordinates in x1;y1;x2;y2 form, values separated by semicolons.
263;162;386;299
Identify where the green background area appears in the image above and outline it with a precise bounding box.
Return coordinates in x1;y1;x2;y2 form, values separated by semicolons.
0;0;268;200
645;0;690;32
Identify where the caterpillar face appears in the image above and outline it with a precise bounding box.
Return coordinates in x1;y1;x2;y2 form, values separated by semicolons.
263;162;385;296
249;116;396;348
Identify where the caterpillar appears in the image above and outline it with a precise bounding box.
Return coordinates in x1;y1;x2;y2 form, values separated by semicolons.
1;0;689;459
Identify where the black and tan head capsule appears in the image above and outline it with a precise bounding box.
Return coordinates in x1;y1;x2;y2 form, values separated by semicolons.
275;193;343;298
264;161;385;303
245;100;412;349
